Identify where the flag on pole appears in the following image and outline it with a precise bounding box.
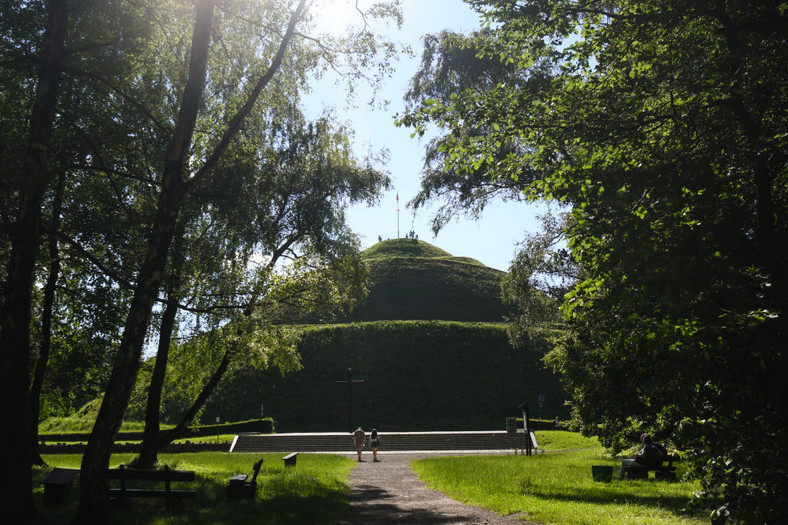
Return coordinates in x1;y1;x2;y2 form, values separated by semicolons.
396;192;399;211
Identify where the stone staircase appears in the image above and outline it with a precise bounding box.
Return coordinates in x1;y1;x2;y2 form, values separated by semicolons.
230;430;537;453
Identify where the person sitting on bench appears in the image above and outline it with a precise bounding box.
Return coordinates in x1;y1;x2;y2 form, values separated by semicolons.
618;433;667;479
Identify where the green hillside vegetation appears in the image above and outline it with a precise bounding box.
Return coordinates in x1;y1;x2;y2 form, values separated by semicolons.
204;321;566;432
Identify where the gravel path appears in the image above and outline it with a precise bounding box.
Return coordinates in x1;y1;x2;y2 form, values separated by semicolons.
337;451;533;524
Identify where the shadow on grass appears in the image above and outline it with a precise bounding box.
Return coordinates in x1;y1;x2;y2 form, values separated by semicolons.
518;482;710;521
32;464;351;525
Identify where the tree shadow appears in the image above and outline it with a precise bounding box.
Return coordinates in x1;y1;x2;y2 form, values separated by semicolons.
520;484;709;520
31;466;352;525
342;483;484;524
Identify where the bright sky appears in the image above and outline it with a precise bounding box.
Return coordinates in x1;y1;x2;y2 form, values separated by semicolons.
305;0;545;272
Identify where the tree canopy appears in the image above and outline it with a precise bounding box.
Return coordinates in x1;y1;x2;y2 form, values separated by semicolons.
400;1;787;521
1;0;400;521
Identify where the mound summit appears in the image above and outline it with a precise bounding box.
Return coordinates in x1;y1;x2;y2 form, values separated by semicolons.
348;238;512;322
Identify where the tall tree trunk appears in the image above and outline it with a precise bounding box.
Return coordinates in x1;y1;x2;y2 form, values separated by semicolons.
29;170;66;467
155;344;235;451
72;0;306;519
0;1;69;521
716;4;787;318
136;292;179;469
73;2;216;522
137;217;186;469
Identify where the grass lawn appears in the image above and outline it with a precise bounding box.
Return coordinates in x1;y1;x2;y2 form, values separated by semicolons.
411;443;711;525
34;452;355;524
32;432;715;524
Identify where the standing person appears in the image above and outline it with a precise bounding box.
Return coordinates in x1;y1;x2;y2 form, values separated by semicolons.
353;427;366;462
370;428;381;462
618;433;667;479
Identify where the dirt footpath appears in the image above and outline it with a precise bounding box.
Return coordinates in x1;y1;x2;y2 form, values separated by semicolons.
337;452;533;524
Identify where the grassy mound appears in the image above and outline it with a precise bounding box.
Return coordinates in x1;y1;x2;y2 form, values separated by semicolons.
60;239;564;434
347;239;511;322
361;238;457;260
205;321;566;432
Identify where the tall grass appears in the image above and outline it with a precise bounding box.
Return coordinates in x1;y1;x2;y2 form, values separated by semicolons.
411;447;711;525
34;452;355;524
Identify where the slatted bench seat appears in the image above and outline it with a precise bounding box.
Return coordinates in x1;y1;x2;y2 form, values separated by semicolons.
226;458;263;499
626;454;679;481
107;465;196;510
282;452;299;467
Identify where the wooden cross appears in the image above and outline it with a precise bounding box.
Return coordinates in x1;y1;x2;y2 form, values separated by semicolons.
335;368;364;433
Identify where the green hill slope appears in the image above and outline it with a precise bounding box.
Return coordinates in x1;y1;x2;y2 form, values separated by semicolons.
346;239;511;322
206;321;566;432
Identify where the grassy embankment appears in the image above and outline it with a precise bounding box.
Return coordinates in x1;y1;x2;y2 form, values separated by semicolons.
38;415;241;445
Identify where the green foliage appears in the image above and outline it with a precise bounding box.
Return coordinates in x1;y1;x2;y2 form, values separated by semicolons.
399;1;788;521
502;212;578;345
2;0;400;518
1;0;163;421
127;322;303;425
38;399;106;434
398;29;533;234
185;419;274;438
2;0;401;422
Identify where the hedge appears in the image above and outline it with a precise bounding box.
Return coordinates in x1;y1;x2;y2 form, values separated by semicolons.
39;418;274;443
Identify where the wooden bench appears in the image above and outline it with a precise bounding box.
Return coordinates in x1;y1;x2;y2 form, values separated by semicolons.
226;458;263;500
625;454;678;481
282;452;299;467
107;465;196;510
43;468;79;507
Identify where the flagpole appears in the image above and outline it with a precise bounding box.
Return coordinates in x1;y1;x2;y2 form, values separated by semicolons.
396;193;400;238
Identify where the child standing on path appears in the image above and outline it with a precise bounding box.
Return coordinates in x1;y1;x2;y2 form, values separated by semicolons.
353;427;366;461
370;428;381;462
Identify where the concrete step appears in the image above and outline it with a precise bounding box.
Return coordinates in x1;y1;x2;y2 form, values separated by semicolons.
230;431;537;453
